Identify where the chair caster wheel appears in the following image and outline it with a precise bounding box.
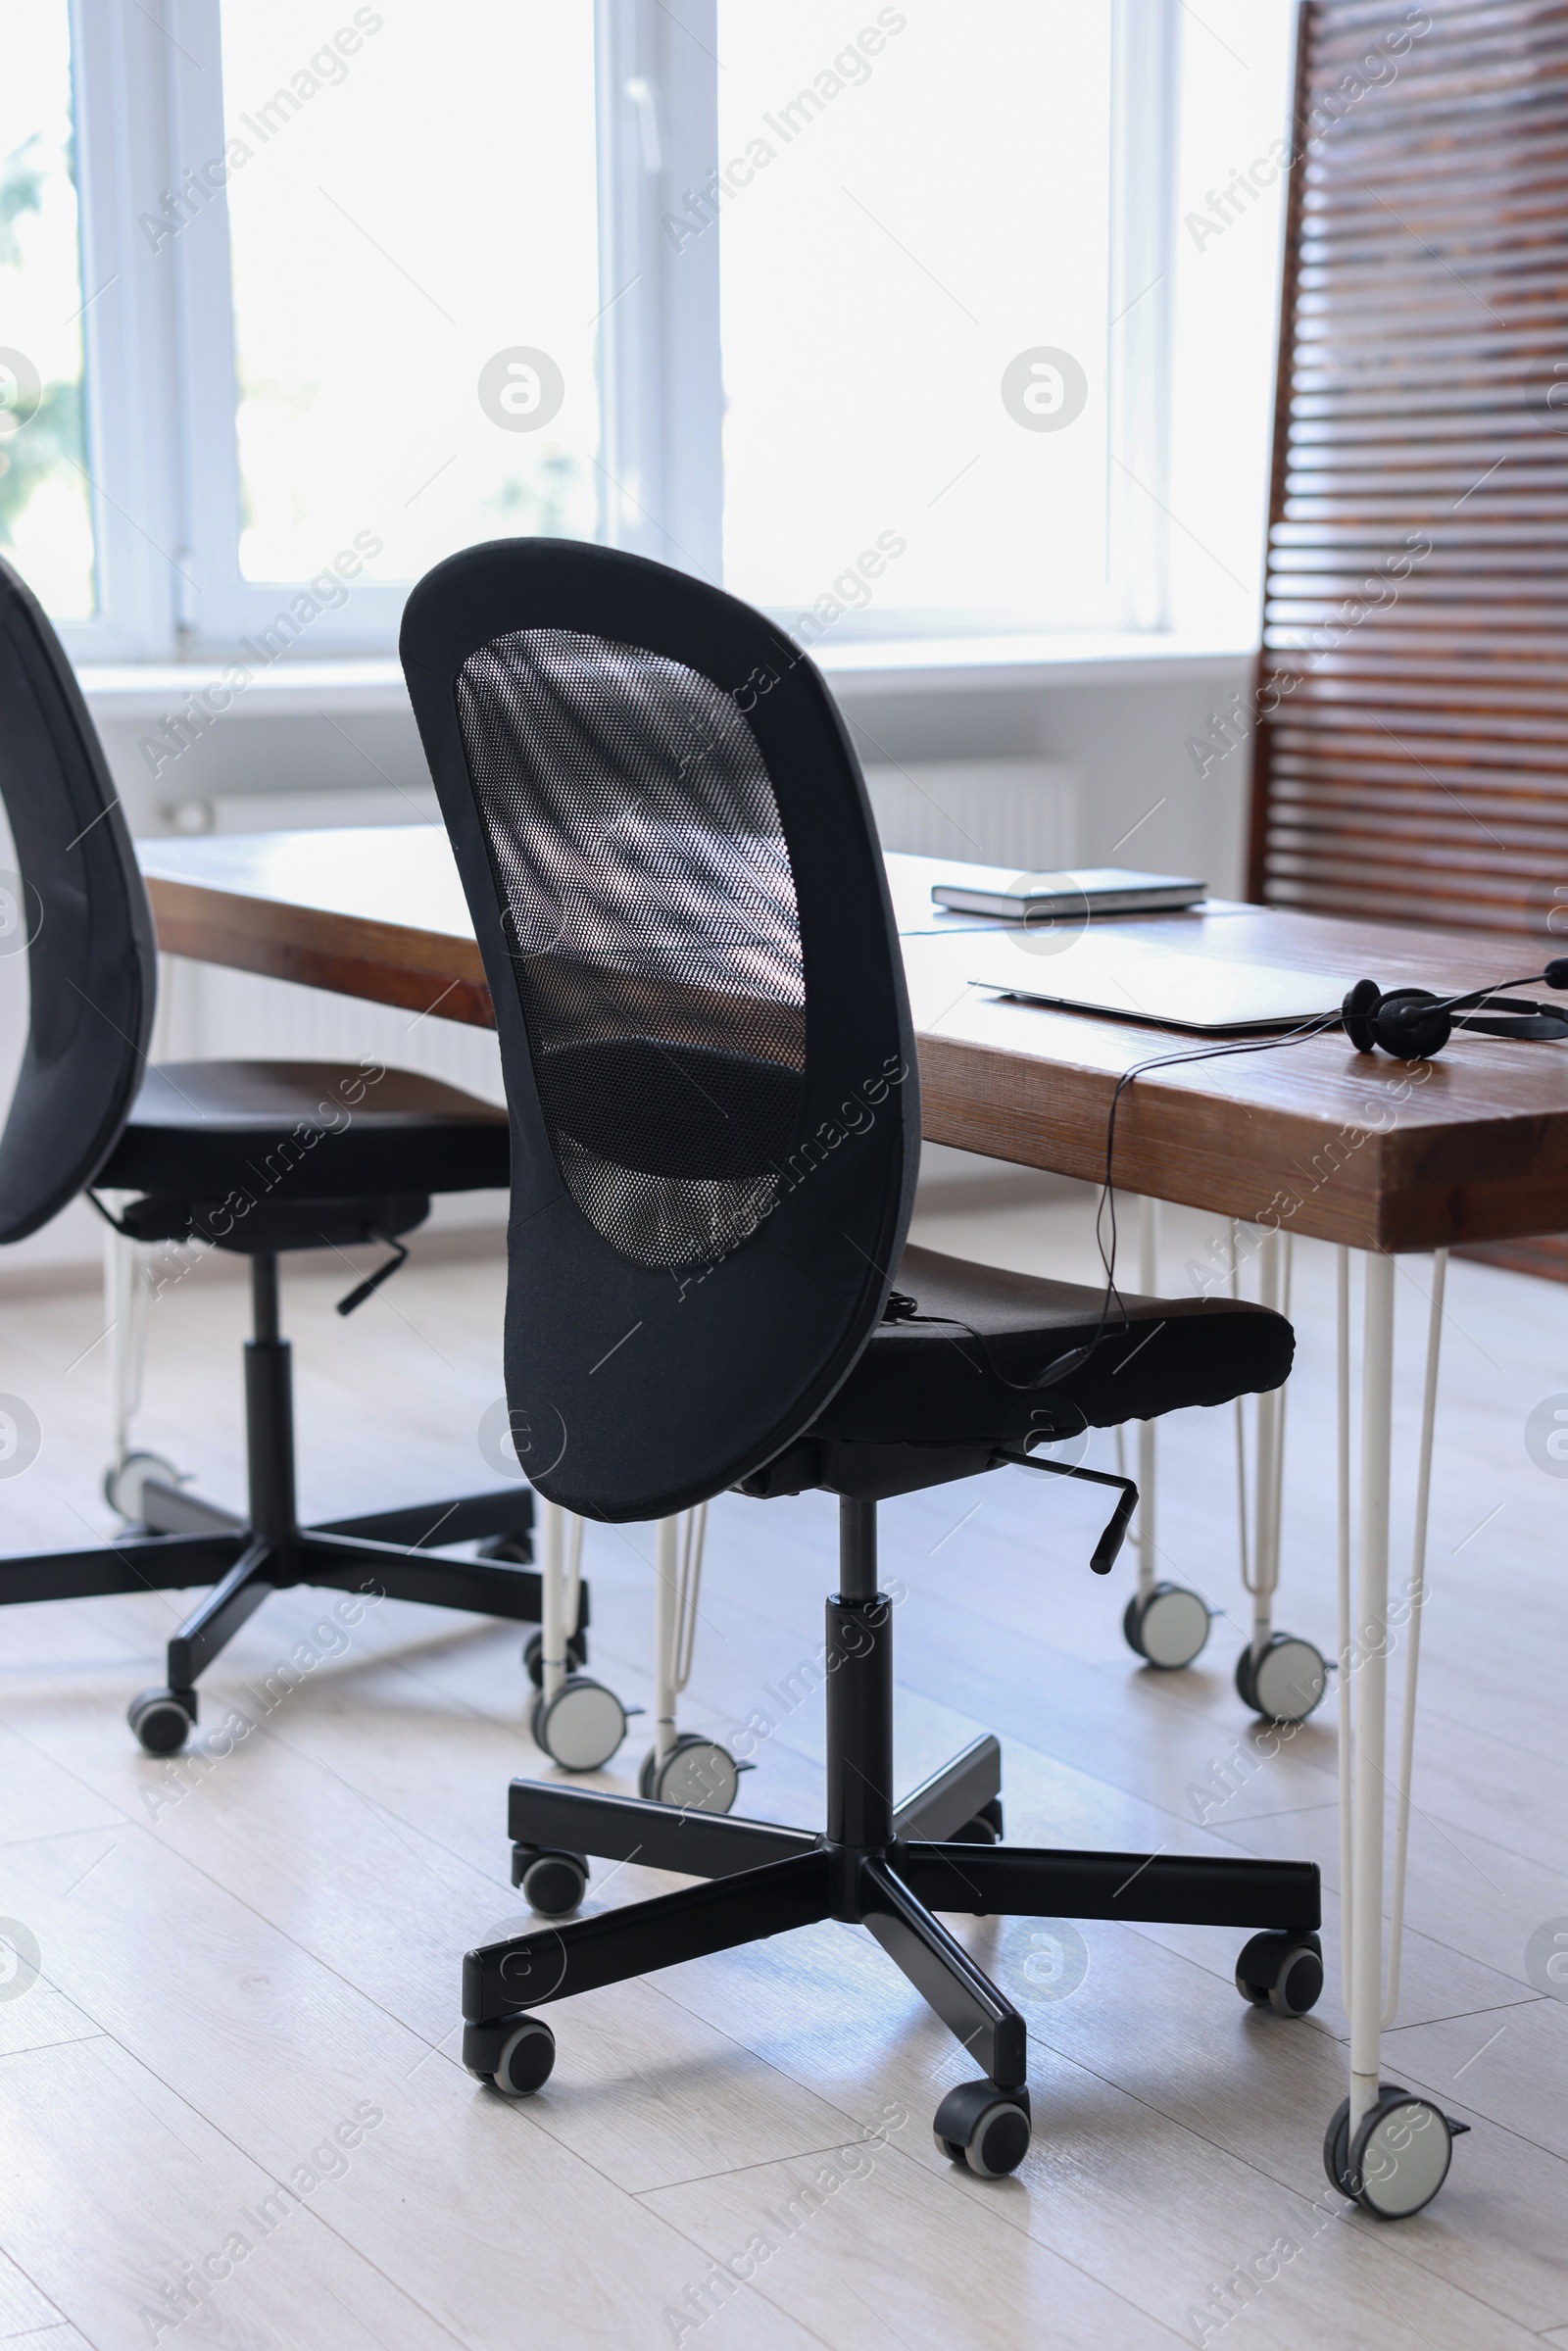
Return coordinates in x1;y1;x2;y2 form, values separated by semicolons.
1236;1633;1329;1724
478;1530;533;1566
463;2012;556;2096
1123;1583;1211;1670
932;2080;1031;2179
950;1796;1003;1845
128;1687;196;1754
522;1628;588;1688
104;1450;182;1525
512;1843;589;1917
1324;2084;1467;2217
639;1734;740;1813
530;1676;627;1771
1236;1930;1323;2017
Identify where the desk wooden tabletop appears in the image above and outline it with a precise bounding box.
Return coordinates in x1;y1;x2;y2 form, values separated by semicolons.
140;829;1568;1253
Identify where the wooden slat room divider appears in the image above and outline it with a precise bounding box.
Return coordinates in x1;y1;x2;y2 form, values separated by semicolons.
1248;0;1568;1275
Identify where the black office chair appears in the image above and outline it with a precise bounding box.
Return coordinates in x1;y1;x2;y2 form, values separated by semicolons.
401;539;1322;2179
0;552;582;1753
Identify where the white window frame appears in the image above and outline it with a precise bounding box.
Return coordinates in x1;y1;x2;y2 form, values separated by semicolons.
61;0;186;662
52;0;1175;666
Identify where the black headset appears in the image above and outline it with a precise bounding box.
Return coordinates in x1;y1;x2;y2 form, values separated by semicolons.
1341;960;1568;1059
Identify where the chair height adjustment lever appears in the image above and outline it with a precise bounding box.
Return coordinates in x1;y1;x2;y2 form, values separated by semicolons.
335;1235;409;1316
992;1449;1140;1575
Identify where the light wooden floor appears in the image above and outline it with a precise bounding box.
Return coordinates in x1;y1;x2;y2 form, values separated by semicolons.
1;1187;1565;2350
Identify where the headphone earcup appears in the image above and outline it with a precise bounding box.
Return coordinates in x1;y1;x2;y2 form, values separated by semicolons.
1342;978;1383;1053
1371;987;1451;1060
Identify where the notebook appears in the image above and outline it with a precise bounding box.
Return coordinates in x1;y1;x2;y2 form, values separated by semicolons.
932;863;1207;921
970;933;1342;1035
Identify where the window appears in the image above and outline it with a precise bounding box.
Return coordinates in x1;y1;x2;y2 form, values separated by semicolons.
1168;0;1297;646
0;8;93;618
212;2;599;599
715;1;1126;635
1;0;1292;663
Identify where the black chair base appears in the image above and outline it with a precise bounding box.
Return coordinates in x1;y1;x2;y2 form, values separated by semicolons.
111;1498;549;1752
463;1500;1322;2176
1;1253;567;1752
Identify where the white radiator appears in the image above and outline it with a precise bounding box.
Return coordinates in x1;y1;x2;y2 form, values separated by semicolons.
163;785;440;834
860;759;1080;870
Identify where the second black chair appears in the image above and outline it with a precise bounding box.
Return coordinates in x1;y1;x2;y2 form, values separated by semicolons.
401;537;1323;2180
0;553;583;1753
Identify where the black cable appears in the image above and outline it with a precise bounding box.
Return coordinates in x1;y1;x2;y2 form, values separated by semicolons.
1052;1005;1349;1396
884;1005;1348;1404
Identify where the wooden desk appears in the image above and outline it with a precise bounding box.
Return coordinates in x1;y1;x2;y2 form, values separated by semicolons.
142;829;1568;1255
138;823;1542;2183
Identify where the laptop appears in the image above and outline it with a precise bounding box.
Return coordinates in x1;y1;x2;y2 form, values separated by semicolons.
970;933;1343;1035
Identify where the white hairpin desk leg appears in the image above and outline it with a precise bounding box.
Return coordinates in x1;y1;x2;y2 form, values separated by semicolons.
653;1515;679;1768
100;1213;181;1525
1326;1248;1465;2217
1349;1248;1396;2138
528;1500;628;1775
1121;1199;1210;1673
1235;1229;1326;1725
640;1506;742;1811
1259;1229;1287;1647
1385;1251;1446;2030
105;1222;140;1467
1336;1248;1353;2018
1250;1227;1285;1656
1137;1196;1158;1603
539;1499;567;1707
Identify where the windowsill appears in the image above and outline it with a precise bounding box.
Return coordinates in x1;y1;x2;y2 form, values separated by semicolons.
76;633;1255;720
77;660;416;721
812;632;1255;694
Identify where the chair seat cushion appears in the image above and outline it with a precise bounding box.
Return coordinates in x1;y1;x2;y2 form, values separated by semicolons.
808;1244;1293;1448
97;1061;509;1200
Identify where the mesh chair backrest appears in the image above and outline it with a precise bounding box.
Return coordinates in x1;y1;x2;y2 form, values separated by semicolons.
0;557;157;1242
456;626;806;1271
403;540;919;1523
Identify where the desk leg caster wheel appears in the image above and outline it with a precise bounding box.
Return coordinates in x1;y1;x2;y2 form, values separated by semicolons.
530;1678;627;1772
1324;2085;1467;2217
464;2013;556;2096
639;1734;740;1813
128;1687;196;1754
933;2081;1031;2179
512;1843;589;1917
1236;1634;1329;1724
1123;1583;1211;1670
1236;1930;1323;2017
522;1629;588;1687
105;1450;182;1525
